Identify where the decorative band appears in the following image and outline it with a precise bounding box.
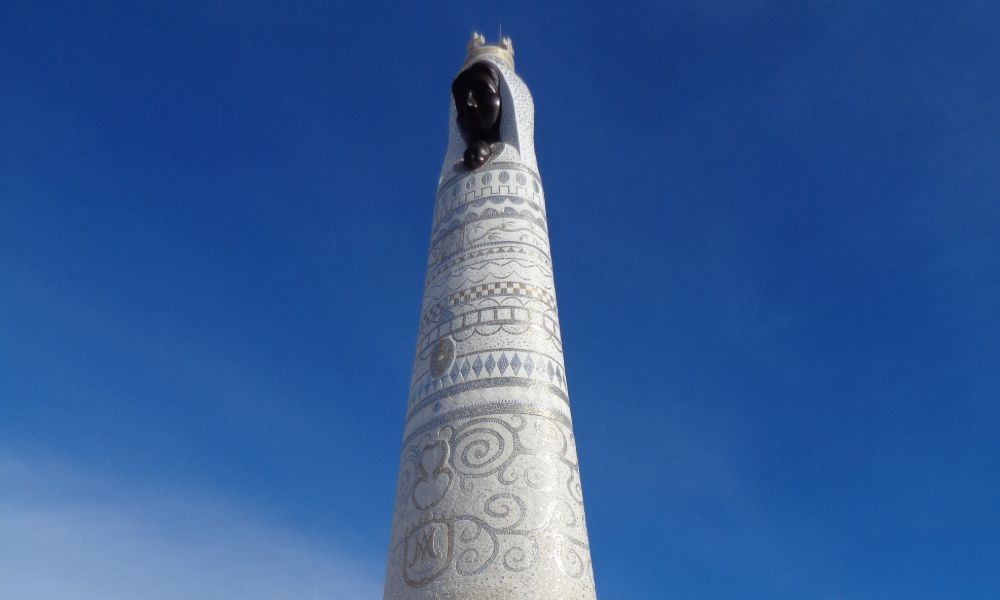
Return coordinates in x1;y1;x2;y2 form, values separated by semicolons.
407;376;569;419
402;399;574;447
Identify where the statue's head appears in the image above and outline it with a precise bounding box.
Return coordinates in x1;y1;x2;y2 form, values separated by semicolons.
452;61;502;169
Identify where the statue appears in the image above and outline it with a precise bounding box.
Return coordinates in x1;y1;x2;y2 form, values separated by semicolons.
383;33;598;599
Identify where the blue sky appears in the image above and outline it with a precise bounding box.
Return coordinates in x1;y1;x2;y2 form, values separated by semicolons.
1;1;998;598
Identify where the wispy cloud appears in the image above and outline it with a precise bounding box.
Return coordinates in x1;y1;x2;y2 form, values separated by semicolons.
0;455;383;600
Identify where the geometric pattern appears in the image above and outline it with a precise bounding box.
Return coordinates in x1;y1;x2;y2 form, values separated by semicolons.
420;281;557;328
408;349;569;412
450;281;555;308
424;244;551;285
434;164;544;222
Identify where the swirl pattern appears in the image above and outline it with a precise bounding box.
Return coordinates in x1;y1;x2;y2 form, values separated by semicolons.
390;411;594;593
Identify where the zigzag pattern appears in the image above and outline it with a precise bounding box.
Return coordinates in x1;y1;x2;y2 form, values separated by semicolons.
426;244;552;283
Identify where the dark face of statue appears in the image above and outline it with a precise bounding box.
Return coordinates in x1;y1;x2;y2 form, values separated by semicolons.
452;61;502;169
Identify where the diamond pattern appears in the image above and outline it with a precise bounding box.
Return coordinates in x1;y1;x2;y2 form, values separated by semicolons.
409;349;574;411
415;348;568;395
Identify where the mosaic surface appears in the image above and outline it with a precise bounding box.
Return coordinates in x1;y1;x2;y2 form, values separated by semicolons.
384;45;597;600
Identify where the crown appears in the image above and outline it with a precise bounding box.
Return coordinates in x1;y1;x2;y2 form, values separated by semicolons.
463;31;514;69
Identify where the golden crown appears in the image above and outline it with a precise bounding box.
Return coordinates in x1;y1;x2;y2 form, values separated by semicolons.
463;31;514;69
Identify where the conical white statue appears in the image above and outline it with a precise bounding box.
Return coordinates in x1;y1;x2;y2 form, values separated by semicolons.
383;34;597;599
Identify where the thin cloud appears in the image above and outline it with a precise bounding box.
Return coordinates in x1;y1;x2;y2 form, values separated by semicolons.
0;455;383;600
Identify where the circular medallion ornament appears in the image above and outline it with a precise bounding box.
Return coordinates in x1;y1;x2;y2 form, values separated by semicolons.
430;336;456;379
